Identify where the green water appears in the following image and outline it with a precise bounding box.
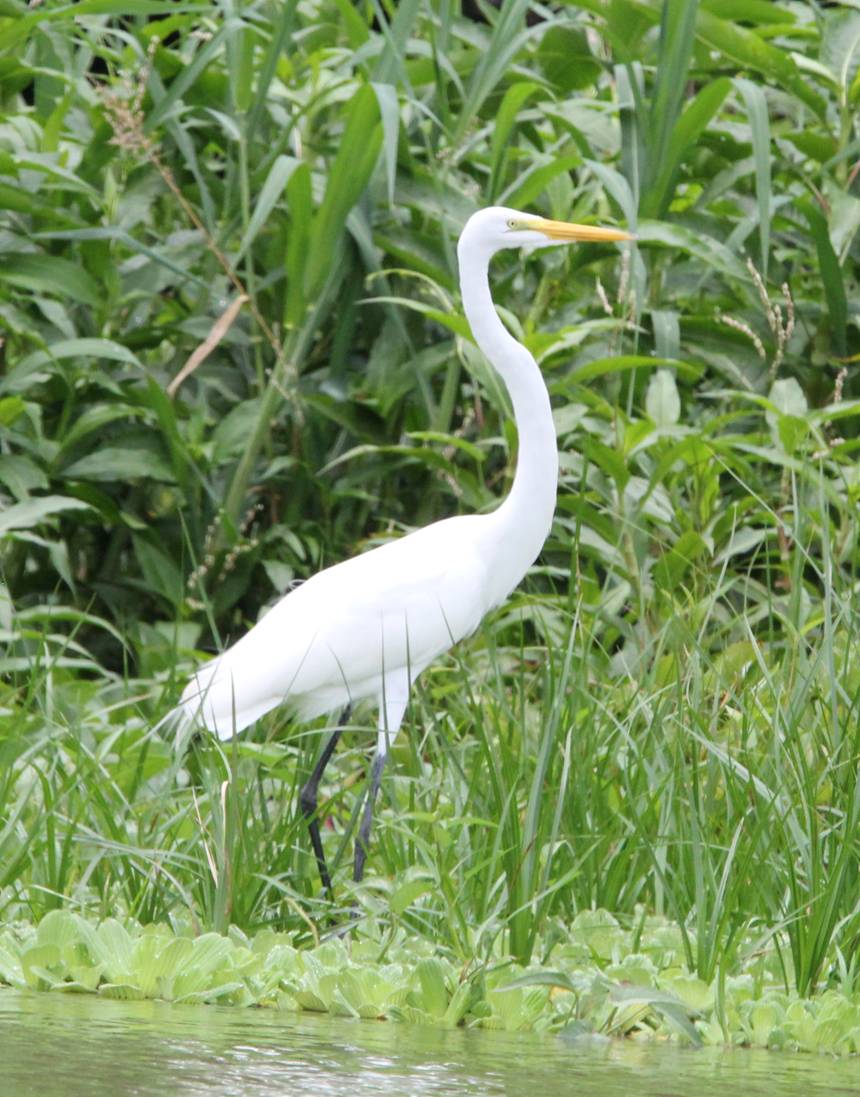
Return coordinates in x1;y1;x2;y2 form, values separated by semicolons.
2;989;858;1096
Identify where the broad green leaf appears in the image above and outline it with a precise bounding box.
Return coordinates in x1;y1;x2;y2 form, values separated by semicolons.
696;8;826;119
715;526;769;564
364;296;471;339
63;444;174;484
784;130;837;164
0;396;26;426
35;909;79;953
821;9;860;95
562;355;702;384
8;155;100;198
33;227;211;290
0;255;101;306
91;919;135;978
212;398;264;462
768;377;808;419
0;454;49;498
0;495;91;534
586;158;638;228
767;378;809;455
332;0;369;49
826;184;860;261
701;0;794;21
390;875;433;915
538;25;601;93
13;339;140;376
645;369;681;426
654;529;708;588
57;404;144;455
0;182;42;213
407;431;485;463
60;0;204;12
651;310;680;359
810;398;860;425
637;221;751;284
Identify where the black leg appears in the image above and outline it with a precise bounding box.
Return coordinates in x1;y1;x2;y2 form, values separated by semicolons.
300;706;350;894
353;750;387;883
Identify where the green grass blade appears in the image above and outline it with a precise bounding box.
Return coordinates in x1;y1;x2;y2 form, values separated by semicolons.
234;155;299;265
735;77;772;279
645;0;699;196
453;0;534;146
146;19;244;132
305;84;382;298
801;199;848;357
644;77;731;218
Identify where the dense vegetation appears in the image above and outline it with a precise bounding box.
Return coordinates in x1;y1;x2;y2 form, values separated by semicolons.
3;0;860;1051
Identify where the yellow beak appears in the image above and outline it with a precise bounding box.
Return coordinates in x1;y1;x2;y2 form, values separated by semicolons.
529;217;633;242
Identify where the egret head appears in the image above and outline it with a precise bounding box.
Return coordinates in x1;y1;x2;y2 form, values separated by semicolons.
460;205;633;259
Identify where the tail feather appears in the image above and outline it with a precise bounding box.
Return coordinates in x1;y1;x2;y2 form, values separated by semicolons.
177;659;279;739
150;702;197;754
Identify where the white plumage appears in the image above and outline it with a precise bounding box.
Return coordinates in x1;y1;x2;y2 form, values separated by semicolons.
175;206;631;887
182;514;492;737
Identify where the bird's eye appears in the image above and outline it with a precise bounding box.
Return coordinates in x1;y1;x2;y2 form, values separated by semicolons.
506;219;518;230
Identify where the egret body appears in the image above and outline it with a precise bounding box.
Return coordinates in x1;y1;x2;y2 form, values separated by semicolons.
178;207;631;889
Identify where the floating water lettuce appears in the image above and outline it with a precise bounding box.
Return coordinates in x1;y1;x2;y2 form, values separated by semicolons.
2;910;859;1054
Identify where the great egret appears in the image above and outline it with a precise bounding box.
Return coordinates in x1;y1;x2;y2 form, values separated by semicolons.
178;206;632;891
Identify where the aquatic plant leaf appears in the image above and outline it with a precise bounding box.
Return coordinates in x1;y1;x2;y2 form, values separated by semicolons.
414;958;451;1018
606;952;658;988
570;910;624;961
501;970;580;995
482;984;551;1032
173;981;247;1005
660;973;713;1012
98;983;147;1001
21;946;61;991
604;979;702;1046
443;980;476;1029
90;920;135;980
0;944;25;989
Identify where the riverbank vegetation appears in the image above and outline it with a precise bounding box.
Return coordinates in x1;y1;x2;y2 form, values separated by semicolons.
2;0;860;1054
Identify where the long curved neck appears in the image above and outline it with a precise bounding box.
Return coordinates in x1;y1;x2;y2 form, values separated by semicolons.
458;239;558;602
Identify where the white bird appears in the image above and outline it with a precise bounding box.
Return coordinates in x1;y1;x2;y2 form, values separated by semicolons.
178;206;632;890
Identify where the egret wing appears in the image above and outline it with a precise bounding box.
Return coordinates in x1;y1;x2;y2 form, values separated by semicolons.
180;516;490;736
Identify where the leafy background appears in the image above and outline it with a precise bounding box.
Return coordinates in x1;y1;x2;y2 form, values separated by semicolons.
2;0;860;1036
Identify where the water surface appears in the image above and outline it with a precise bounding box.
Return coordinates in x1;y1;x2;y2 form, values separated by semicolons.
2;988;858;1096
